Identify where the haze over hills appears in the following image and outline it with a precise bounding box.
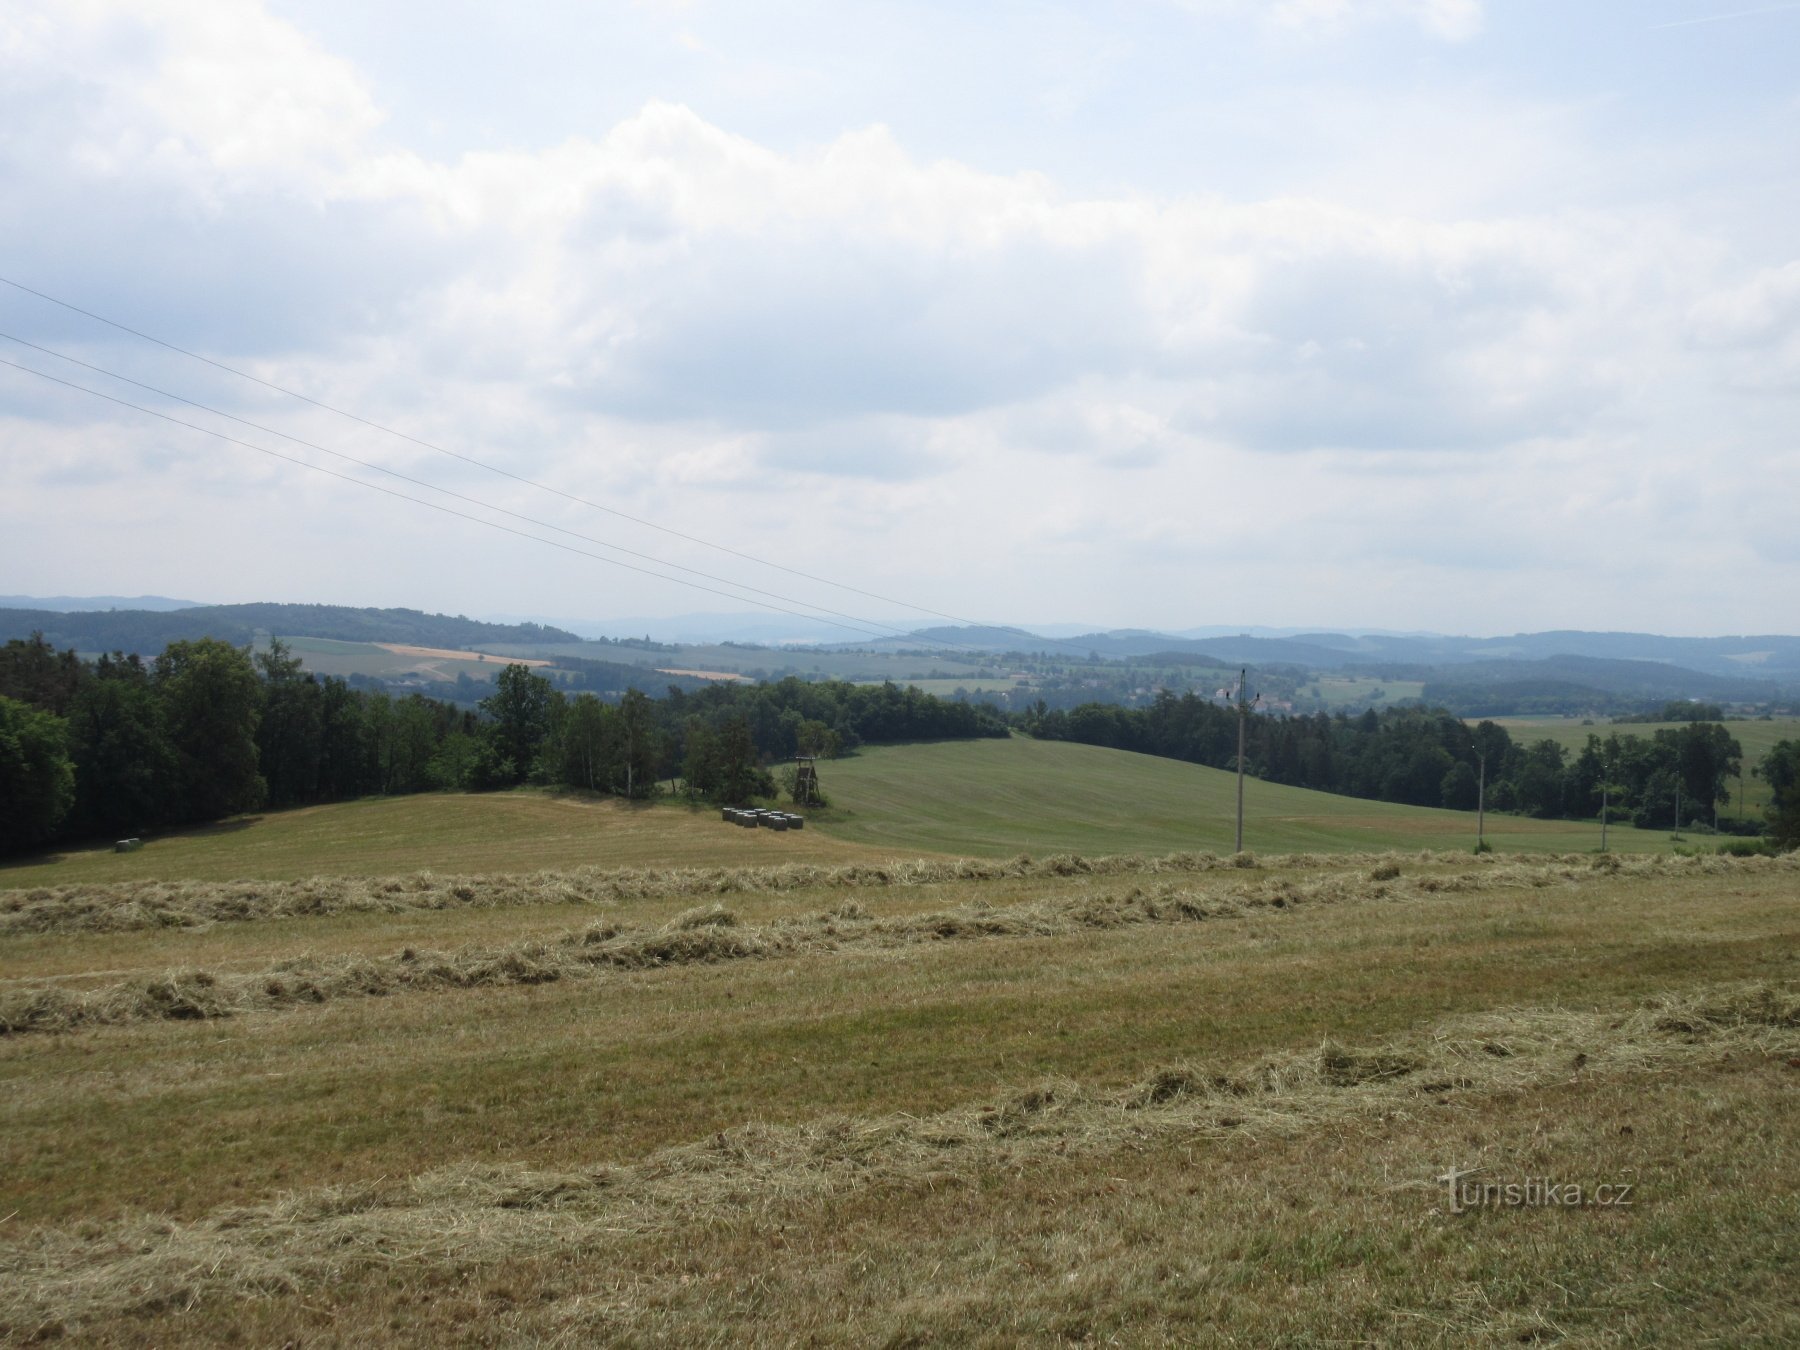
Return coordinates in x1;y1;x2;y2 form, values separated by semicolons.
4;599;1796;714
841;624;1800;681
0;603;579;654
0;594;205;613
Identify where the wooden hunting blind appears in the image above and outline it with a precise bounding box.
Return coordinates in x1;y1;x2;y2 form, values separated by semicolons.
791;755;823;806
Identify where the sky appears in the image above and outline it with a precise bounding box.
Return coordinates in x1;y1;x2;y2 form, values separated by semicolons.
1;0;1797;641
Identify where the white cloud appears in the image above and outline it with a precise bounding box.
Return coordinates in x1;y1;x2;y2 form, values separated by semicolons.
1;0;1794;635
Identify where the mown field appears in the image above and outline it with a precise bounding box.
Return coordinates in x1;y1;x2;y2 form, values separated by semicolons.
1;844;1795;1343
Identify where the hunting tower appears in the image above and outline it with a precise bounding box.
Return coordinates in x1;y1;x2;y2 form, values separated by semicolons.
791;755;823;807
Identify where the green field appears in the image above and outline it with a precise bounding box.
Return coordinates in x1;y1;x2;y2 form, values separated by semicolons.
3;738;1684;891
1305;675;1427;708
274;635;502;684
480;639;998;683
869;677;1028;697
815;736;1671;858
0;792;890;888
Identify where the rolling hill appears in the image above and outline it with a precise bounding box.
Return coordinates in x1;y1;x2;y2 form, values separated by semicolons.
814;736;1667;857
1;737;1675;889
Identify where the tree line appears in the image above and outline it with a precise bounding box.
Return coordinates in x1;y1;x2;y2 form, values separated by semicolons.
1022;692;1795;840
0;635;1005;854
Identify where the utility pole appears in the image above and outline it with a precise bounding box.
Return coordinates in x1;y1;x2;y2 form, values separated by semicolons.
1476;750;1487;851
1674;778;1682;839
1600;762;1610;853
1232;668;1259;854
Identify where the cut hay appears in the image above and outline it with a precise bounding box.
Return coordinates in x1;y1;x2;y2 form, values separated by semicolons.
12;847;1782;938
0;861;1623;1036
1;980;1792;1335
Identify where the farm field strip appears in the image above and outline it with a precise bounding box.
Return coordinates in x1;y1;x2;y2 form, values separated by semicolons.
3;856;1794;1225
3;976;1794;1339
8;854;1728;1033
0;846;1613;938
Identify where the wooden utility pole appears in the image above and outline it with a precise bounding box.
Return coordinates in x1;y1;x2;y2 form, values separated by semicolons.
1232;669;1258;854
1601;761;1610;852
1476;750;1487;850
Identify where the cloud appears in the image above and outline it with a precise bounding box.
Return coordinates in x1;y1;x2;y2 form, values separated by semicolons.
2;0;1794;634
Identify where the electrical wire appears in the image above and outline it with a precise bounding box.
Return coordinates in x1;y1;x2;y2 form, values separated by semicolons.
0;274;1001;632
0;355;921;645
0;330;927;644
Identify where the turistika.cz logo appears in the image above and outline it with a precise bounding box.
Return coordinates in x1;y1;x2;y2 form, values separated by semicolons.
1438;1165;1634;1214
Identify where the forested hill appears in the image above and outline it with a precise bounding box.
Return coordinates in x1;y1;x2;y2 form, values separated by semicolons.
0;605;580;654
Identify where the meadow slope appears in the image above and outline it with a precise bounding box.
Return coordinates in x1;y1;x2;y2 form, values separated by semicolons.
815;736;1672;857
2;737;1680;890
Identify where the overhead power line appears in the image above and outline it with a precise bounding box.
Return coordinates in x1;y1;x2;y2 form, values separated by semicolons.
0;355;916;645
1;275;1166;670
0;274;990;631
0;330;923;644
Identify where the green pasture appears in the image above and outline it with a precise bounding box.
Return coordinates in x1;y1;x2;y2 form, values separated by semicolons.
813;736;1670;858
1303;675;1426;708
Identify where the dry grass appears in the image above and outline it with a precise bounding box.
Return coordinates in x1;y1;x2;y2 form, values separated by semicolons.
8;854;1792;1036
1;981;1793;1339
0;866;1486;1033
0;848;1794;1343
6;846;1780;938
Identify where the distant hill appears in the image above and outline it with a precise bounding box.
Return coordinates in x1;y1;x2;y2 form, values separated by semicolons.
1416;655;1785;715
825;623;1800;682
0;604;581;655
0;594;203;612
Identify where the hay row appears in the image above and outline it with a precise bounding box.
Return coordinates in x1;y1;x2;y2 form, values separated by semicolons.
2;867;1451;1034
5;847;1786;938
2;981;1793;1336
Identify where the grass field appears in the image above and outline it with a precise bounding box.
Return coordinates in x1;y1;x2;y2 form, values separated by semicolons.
480;639;997;684
0;793;888;888
2;846;1795;1341
1306;675;1427;708
2;739;1685;891
871;677;1029;697
816;737;1674;858
275;635;502;685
